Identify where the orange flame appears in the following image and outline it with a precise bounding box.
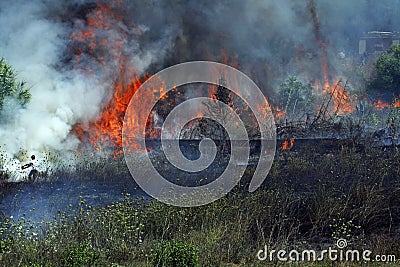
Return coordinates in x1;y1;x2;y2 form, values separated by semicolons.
69;2;152;155
373;98;400;110
319;79;355;115
271;105;285;119
281;138;295;151
309;0;355;116
374;99;391;110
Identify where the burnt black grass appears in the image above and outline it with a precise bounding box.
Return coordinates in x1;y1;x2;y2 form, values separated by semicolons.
0;144;399;266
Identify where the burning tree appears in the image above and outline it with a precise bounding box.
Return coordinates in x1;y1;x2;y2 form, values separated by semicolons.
202;79;236;159
179;78;241;159
203;78;235;140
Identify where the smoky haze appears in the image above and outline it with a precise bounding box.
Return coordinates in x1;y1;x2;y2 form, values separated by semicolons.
0;0;398;180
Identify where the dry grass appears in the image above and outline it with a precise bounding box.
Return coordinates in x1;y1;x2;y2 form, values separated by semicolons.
0;145;399;266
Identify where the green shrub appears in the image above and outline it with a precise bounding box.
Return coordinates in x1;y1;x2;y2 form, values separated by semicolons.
61;243;97;267
368;44;400;93
0;58;31;109
152;240;199;267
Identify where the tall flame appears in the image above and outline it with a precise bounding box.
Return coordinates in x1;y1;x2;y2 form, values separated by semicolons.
309;0;354;116
69;2;150;154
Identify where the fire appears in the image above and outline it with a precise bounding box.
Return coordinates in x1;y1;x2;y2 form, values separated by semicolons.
318;79;355;115
69;2;153;154
316;29;355;115
373;98;400;110
374;99;391;110
281;138;295;151
273;1;358;121
69;7;250;154
309;0;355;116
72;71;148;152
271;105;285;119
70;1;395;155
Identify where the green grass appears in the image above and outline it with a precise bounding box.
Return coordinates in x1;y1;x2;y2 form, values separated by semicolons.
0;146;399;266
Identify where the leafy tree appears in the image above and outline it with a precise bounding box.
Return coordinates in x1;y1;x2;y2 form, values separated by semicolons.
0;58;31;109
368;44;400;93
279;76;314;118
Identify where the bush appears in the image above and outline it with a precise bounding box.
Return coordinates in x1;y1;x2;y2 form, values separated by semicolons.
368;44;400;93
279;76;314;118
152;240;199;267
0;58;31;109
61;242;98;267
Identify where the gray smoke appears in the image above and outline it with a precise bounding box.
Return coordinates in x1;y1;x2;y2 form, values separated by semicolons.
0;0;399;180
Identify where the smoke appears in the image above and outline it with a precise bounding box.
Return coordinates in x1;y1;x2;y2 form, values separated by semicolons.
0;0;176;180
1;0;399;180
0;1;86;180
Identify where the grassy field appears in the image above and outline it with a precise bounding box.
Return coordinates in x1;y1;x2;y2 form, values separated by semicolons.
0;144;399;266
